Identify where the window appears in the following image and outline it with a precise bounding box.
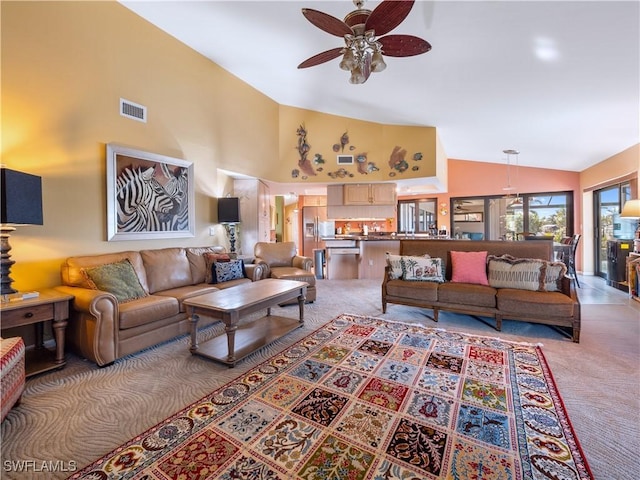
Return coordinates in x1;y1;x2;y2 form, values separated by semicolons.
451;191;573;241
397;199;437;234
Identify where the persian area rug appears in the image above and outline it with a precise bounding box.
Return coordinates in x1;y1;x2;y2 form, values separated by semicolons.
70;314;593;480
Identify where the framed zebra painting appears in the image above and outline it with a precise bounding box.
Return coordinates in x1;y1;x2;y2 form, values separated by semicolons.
106;144;195;241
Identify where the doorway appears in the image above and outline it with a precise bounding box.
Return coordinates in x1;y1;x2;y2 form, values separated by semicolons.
593;183;632;278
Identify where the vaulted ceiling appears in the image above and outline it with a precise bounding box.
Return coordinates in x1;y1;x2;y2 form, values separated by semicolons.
120;1;639;174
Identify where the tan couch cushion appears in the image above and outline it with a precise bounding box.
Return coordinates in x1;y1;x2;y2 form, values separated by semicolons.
186;246;225;283
438;282;497;308
119;295;180;330
62;251;148;292
386;279;438;302
155;284;221;312
270;267;316;286
497;289;574;317
141;248;192;294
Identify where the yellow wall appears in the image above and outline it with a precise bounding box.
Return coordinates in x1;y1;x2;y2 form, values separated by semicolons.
1;1;280;290
277;106;438;183
580;144;639;192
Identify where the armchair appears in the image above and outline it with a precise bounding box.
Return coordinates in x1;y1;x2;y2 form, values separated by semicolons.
254;242;316;302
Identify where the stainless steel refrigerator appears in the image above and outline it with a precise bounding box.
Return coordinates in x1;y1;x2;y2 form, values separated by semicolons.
302;206;335;258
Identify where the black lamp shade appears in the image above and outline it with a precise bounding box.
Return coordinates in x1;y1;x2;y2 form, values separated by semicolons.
218;197;240;223
1;168;43;225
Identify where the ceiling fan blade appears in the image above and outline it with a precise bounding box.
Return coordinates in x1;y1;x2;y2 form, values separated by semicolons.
365;0;415;36
298;47;344;69
379;34;432;57
302;8;353;37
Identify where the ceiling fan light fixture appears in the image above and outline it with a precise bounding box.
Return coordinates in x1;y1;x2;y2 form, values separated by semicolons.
349;65;366;84
371;48;386;72
339;48;357;70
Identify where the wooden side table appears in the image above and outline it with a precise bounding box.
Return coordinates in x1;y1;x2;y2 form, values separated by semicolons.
0;289;73;377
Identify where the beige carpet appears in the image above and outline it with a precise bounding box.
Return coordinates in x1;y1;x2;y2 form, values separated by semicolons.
1;277;639;479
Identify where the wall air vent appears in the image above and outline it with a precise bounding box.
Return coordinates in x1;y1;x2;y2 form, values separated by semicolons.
120;98;147;123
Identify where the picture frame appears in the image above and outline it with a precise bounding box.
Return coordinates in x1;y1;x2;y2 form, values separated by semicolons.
454;212;483;222
337;155;354;165
106;143;195;241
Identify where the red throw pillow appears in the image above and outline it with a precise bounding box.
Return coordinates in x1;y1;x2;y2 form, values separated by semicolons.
450;251;489;285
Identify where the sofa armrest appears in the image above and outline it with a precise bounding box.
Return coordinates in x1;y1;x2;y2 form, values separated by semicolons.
254;259;270;279
292;255;312;271
244;263;263;282
53;285;119;366
382;265;392;285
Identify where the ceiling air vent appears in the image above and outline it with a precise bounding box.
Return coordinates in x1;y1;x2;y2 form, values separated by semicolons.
120;98;147;123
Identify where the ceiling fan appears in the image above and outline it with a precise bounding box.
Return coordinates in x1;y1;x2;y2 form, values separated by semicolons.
454;200;473;212
298;0;432;84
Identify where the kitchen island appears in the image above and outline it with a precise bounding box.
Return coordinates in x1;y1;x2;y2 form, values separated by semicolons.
323;234;452;280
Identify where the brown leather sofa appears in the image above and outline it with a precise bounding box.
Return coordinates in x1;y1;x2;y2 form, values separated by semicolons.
382;239;581;342
253;242;316;303
55;246;263;366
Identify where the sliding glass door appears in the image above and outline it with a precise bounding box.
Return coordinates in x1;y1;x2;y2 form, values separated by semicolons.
593;183;632;278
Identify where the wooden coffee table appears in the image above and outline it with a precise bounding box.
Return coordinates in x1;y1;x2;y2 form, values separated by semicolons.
185;279;307;367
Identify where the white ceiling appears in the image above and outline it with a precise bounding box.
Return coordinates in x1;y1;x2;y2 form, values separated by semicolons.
120;0;639;183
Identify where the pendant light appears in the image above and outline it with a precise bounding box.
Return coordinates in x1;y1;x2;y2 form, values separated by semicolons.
503;149;522;208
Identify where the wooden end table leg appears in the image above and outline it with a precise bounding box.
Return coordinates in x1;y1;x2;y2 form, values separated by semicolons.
52;318;67;365
189;309;200;354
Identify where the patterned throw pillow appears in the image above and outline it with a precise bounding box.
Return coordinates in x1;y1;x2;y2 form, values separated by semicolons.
82;259;148;303
385;253;404;279
487;255;545;291
211;259;246;284
450;250;489;285
204;252;231;284
401;256;444;282
386;253;431;280
541;261;568;292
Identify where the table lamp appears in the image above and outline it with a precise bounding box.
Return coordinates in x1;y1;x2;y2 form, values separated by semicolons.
218;197;240;255
1;167;43;299
620;199;640;252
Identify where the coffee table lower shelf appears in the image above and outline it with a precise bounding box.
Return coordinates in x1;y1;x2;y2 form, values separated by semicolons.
192;315;303;367
185;279;308;368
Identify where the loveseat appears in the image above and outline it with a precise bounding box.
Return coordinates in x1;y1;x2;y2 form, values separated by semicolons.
55;247;263;366
382;239;581;342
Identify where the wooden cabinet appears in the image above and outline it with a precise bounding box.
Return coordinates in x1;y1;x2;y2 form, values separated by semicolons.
234;179;271;254
327;183;397;219
302;195;326;207
371;183;397;204
327;185;343;206
344;183;396;205
344;184;371;205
